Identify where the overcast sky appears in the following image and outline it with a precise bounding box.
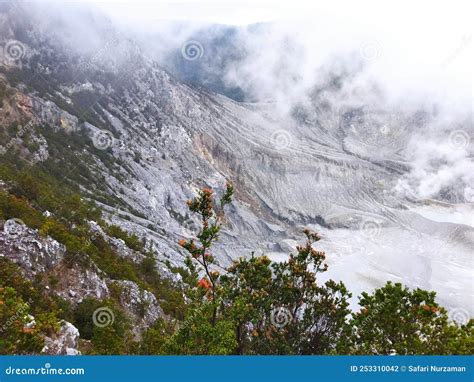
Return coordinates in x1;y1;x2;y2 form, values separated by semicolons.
69;0;471;29
29;0;472;111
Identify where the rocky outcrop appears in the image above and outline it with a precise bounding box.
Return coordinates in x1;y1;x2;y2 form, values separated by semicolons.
51;265;110;303
0;219;110;302
110;280;165;337
0;218;164;341
0;219;65;275
42;321;81;355
89;220;145;264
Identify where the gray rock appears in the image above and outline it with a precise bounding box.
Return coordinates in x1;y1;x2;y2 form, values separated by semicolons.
42;321;81;356
0;221;65;275
111;280;165;337
278;239;298;253
53;266;110;303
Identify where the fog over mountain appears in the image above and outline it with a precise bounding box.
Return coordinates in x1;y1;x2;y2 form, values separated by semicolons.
0;0;472;320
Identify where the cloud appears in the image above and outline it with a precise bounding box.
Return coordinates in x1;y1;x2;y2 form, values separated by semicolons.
23;1;472;111
395;122;473;201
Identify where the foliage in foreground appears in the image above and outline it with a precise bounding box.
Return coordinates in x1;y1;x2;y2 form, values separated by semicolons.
149;184;473;355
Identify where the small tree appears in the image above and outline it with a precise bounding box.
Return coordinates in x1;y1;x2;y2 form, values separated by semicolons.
178;182;234;321
164;304;237;355
167;183;236;354
221;229;352;354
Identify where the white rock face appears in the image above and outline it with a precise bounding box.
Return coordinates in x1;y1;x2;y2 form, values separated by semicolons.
54;266;110;303
42;321;81;355
0;222;66;275
112;280;165;336
279;239;298;253
0;220;111;302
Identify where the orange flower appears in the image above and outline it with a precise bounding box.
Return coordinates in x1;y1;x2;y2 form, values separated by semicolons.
178;239;187;247
197;278;211;289
22;327;34;334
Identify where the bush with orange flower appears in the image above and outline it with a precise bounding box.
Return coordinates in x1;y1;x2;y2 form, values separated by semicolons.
168;184;473;356
178;182;234;311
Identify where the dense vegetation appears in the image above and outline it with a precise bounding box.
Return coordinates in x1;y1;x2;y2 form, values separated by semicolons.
0;158;472;354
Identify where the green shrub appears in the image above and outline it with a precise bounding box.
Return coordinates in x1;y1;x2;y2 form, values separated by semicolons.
105;224;144;252
72;297;131;354
0;287;45;354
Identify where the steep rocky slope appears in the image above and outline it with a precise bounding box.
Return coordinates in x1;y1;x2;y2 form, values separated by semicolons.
0;0;472;320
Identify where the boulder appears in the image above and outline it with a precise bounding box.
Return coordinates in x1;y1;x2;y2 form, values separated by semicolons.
42;321;81;355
